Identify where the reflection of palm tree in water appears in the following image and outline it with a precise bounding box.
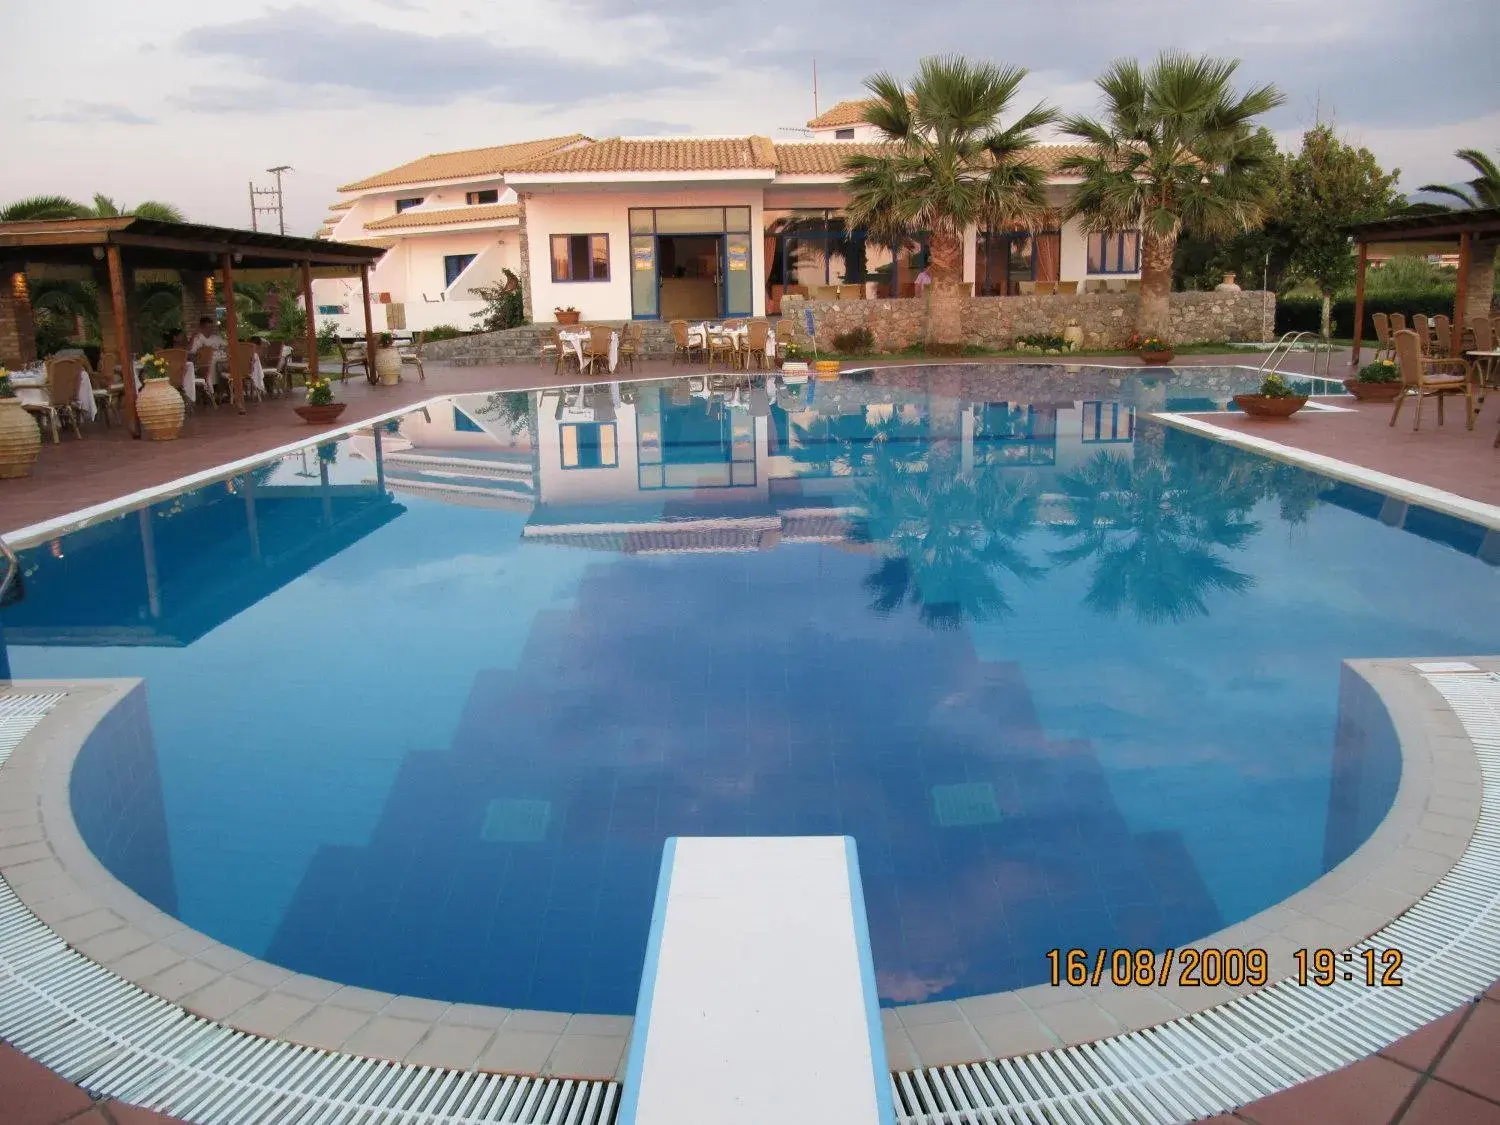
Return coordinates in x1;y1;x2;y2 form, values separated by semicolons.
1050;444;1262;623
789;411;925;476
853;439;1043;628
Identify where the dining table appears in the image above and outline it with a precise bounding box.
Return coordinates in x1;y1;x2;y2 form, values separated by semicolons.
689;323;778;363
557;329;619;374
8;363;97;421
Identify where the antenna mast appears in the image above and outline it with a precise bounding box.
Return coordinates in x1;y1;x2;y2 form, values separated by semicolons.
813;59;819;118
249;165;293;234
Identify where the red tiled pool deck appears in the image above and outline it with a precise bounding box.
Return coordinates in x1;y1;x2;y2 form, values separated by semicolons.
1;350;1497;1122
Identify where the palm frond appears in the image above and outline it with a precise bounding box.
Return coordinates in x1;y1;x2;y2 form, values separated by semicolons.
0;194;87;221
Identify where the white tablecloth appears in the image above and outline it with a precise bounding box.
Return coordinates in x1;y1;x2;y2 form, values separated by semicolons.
138;355;264;398
558;330;619;373
10;365;97;421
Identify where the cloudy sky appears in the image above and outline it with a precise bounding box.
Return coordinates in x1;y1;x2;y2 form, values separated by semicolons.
3;0;1496;236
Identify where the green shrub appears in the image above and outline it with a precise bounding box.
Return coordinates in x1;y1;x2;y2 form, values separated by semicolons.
423;324;466;341
831;326;875;353
1275;291;1456;337
1259;372;1298;398
1356;359;1399;383
316;321;341;355
1015;333;1067;351
470;269;527;332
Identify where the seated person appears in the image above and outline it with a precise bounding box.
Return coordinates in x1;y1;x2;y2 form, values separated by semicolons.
187;316;226;358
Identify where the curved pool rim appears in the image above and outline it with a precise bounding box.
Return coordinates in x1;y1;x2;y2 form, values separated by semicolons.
0;656;1479;1076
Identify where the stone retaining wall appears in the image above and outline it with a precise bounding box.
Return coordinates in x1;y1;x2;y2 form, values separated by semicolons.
780;290;1274;350
419;289;1273;366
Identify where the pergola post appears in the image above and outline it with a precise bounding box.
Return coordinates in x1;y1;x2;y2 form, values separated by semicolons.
300;259;319;384
1454;231;1471;350
360;264;375;379
105;244;137;436
222;253;244;413
1350;240;1368;368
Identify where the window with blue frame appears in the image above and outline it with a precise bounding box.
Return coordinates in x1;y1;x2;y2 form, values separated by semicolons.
443;254;477;288
316;304;345;316
1081;401;1135;443
452;406;483;433
764;209;920;304
550;234;610;282
560;422;618;468
395;197;424;213
1087;231;1141;274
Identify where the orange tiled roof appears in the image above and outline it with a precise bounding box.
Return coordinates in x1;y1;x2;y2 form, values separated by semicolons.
314;226;332;239
512;136;777;174
774;141;1094;176
807;99;879;129
329;200;354;211
363;203;521;231
338;135;592;191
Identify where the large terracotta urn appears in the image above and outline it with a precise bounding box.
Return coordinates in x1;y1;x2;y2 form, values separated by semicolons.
374;346;402;385
137;377;185;440
0;395;42;478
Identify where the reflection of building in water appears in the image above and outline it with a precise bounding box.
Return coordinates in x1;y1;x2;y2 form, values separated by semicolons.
1324;667;1404;870
372;397;536;512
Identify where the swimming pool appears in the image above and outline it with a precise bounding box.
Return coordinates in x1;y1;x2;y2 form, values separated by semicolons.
3;365;1495;1016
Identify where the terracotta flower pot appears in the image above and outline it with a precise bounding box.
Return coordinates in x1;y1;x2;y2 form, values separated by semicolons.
374;347;402;386
1139;350;1175;364
1233;393;1309;418
294;402;348;425
0;396;42;478
1343;378;1401;403
555;310;581;326
137;377;185;440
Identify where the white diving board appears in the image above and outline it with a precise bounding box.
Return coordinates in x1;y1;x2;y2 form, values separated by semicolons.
619;836;894;1125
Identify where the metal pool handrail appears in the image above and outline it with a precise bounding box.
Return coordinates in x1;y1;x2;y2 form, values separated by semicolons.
1259;331;1337;379
0;535;19;606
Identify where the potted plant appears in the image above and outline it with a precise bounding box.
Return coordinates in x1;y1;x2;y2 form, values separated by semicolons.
136;352;185;440
1345;359;1401;402
294;372;347;425
1234;372;1309;419
1130;333;1174;364
0;368;43;478
373;332;402;386
555;306;582;326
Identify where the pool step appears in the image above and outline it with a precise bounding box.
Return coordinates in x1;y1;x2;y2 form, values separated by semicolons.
620;836;894;1125
384;450;534;482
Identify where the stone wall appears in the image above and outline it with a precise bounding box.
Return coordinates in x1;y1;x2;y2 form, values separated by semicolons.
0;284;36;370
778;289;1274;350
422;320;681;366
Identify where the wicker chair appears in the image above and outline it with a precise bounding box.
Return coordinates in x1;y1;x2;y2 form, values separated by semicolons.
156;348;190;408
338;339;368;382
192;346;219;407
706;325;736;370
1410;314;1434;356
670;320;701;365
231;341;263;403
1388;312;1408;334
582;325;614;375
1432;314;1453;357
1467;315;1495;399
618;322;643;371
743;321;770;371
1371;312;1394;361
399;332;425;381
25;356;87;442
1390;328;1473;431
84;351;123;424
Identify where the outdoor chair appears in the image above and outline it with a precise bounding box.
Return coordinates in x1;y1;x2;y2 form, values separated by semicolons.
283;346;310;387
1410;314;1434;356
1390;328;1474;432
1467;315;1495;400
1057;281;1079;295
1017;281;1037;295
1388;312;1408;334
338;339;368;382
582;325;614;375
706;326;736;370
670;320;702;365
156;348;190;407
1371;312;1394;361
232;342;263;403
619;322;643;371
399;332;425;381
1432;314;1453;357
84;351;123;425
539;325;561;369
744;321;770;370
192;346;219;407
25;356;86;443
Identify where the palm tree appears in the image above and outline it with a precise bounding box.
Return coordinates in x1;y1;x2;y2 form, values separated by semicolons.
852;442;1043;628
1059;52;1284;340
87;194;187;222
1413;149;1500;211
1049;447;1260;624
0;194;87;221
843;55;1057;349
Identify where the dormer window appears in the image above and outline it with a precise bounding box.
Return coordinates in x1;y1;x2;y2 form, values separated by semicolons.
466;189;499;205
834;128;855;140
394;197;424;213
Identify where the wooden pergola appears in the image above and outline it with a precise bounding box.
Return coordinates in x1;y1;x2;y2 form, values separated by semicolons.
1347;206;1500;366
0;217;387;432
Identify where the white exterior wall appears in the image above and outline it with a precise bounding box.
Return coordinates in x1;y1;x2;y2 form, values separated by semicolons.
523;186;768;323
808;124;886;141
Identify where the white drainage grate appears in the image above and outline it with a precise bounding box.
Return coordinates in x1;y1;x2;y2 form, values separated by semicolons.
892;668;1500;1124
0;691;620;1125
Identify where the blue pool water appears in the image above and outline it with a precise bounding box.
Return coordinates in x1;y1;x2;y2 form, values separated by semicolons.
4;367;1496;1014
